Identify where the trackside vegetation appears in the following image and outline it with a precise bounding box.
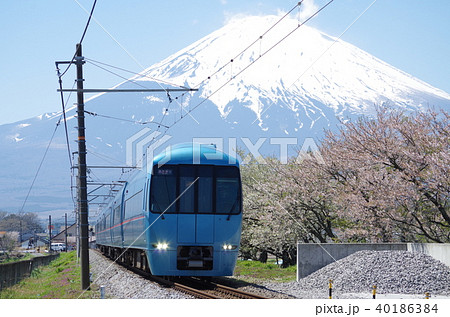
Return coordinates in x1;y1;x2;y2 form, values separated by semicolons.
0;252;294;298
240;107;449;267
234;260;296;283
0;251;98;299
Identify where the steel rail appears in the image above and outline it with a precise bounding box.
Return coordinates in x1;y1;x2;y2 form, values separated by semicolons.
96;250;267;299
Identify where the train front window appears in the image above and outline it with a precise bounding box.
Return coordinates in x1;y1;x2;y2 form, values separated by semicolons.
179;166;195;213
150;165;241;214
216;166;241;214
150;166;177;213
198;166;213;213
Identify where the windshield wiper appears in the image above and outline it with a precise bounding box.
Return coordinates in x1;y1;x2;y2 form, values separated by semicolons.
151;195;165;219
226;196;239;221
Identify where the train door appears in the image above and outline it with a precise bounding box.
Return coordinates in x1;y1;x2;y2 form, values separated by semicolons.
177;165;214;244
195;166;214;243
177;165;196;243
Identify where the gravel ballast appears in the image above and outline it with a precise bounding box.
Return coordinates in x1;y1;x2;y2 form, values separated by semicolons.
89;250;193;299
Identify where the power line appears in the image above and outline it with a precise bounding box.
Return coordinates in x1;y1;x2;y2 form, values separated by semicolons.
156;0;336;138
255;0;378;122
73;0;193;124
71;1;336;210
55;0;98;168
85;58;190;89
84;110;169;128
19;117;62;213
193;1;304;90
59;0;98;79
55;77;76;168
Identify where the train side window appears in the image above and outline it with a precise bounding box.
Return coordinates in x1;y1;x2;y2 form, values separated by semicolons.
125;190;143;218
113;205;121;224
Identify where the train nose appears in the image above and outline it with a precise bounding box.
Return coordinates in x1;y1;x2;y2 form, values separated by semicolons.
177;246;214;270
189;247;202;259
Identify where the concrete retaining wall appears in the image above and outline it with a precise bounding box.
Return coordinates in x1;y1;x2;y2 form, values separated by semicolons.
0;254;59;291
297;243;450;281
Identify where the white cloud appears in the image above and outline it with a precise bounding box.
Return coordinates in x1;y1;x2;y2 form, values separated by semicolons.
298;0;319;21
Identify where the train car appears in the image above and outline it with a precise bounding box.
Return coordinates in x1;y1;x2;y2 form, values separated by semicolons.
95;143;242;276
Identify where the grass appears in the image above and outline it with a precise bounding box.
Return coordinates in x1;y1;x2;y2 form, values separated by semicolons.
0;253;34;264
233;259;297;283
1;253;295;298
0;251;99;299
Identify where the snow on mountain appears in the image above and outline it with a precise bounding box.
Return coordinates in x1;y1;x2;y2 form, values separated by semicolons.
138;15;450;128
1;14;449;215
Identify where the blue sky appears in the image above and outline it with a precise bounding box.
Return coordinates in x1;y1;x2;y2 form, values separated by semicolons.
0;0;449;125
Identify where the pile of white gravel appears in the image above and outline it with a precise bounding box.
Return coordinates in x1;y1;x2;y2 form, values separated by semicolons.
256;250;450;299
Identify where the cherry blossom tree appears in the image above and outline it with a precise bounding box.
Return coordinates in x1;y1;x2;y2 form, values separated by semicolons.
239;107;449;265
320;107;449;242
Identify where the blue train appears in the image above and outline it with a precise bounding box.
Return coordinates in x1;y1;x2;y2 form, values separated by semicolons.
95;143;242;276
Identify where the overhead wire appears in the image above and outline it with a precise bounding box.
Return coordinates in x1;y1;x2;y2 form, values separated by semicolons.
192;1;304;89
73;0;190;121
85;58;189;89
19;116;62;213
59;0;98;79
53;0;98;217
108;0;337;184
56;78;76;168
84;110;169;128
84;58;200;125
255;0;378;122
147;0;336;145
56;0;98;168
68;0;337;206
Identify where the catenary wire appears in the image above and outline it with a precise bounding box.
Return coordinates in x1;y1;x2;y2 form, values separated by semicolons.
19;117;62;213
73;0;192;123
85;58;189;89
193;1;304;89
149;0;336;145
78;1;336;206
56;78;76;168
114;0;337;188
84;110;169;128
254;0;378;123
59;0;98;79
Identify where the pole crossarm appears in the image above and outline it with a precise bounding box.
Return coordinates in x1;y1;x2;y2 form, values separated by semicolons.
87;182;126;186
58;88;198;93
72;165;138;169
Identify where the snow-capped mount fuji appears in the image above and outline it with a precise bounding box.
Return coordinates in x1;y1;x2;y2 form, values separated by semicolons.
1;14;449;215
137;14;450;131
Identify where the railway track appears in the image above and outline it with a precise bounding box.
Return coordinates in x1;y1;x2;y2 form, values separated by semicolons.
141;272;268;299
170;277;268;299
118;260;266;298
96;250;268;299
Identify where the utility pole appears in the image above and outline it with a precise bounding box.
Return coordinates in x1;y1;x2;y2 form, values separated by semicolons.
56;43;198;292
64;213;68;252
48;215;52;251
75;43;90;291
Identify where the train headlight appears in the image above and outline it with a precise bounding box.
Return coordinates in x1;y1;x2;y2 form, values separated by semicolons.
152;243;169;250
222;244;237;250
